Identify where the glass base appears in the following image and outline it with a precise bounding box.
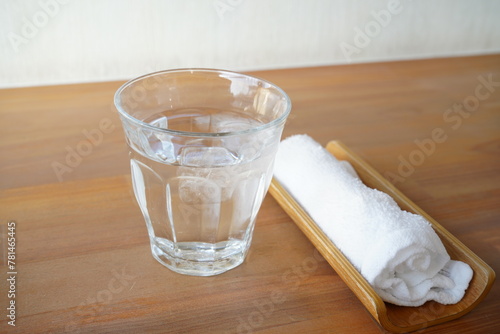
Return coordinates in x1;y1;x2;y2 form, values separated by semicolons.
151;238;250;276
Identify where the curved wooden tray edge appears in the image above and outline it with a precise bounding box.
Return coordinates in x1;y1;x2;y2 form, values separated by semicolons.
268;139;495;333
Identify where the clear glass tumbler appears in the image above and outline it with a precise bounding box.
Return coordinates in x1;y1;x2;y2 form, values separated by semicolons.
114;69;291;276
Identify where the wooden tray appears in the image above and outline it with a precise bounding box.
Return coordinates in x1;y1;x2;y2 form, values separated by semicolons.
269;140;495;333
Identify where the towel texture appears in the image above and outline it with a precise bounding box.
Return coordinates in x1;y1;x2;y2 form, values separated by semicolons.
273;135;473;307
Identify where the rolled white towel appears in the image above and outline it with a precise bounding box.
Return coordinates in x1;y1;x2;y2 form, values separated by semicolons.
273;134;473;307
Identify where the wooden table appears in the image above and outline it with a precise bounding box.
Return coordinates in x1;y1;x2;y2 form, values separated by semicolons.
1;55;499;333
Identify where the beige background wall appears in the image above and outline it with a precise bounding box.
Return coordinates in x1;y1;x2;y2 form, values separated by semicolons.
1;0;499;88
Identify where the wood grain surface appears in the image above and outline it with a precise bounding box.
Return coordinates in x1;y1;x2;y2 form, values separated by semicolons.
1;55;499;333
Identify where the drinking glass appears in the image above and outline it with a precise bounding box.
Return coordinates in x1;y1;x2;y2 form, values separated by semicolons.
114;69;291;276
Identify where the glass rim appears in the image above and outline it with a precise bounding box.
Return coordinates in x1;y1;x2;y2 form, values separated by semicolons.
114;68;292;138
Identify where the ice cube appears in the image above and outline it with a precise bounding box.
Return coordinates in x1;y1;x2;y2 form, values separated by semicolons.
150;116;168;129
170;176;221;243
229;173;266;233
178;146;239;167
138;128;176;163
178;165;238;202
176;176;221;205
210;113;255;133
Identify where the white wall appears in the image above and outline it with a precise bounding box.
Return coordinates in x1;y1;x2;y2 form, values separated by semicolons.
1;0;499;88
